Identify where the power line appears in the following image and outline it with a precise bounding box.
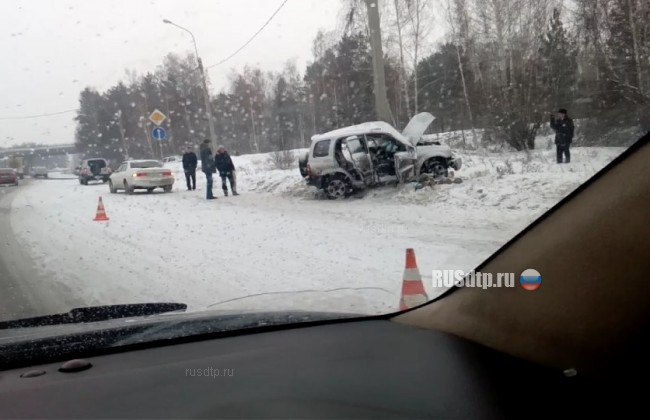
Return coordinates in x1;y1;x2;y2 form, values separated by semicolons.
1;0;289;120
205;0;289;70
0;108;76;120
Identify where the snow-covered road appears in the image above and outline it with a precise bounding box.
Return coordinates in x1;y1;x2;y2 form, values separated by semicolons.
4;146;623;317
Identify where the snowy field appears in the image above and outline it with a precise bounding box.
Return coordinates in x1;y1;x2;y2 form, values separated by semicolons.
6;145;624;316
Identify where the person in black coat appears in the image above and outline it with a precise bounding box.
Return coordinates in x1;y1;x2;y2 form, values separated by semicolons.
182;146;198;191
550;108;574;163
199;140;216;200
214;145;238;196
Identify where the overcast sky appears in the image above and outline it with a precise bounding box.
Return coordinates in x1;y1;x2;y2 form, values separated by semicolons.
0;0;342;147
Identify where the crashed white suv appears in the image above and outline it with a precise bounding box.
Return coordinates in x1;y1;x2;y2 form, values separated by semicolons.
300;112;461;199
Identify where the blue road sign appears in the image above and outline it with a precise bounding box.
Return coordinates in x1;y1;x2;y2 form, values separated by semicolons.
152;127;166;141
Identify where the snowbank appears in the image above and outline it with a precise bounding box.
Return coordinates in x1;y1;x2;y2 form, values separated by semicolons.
205;146;624;215
164;148;314;198
165;145;624;227
388;147;624;211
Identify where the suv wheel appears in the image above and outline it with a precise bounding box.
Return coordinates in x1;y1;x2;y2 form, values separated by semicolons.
422;158;448;178
298;152;309;177
325;175;349;200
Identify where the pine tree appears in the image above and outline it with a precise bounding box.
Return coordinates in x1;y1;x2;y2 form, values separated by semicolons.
74;88;103;157
539;8;577;111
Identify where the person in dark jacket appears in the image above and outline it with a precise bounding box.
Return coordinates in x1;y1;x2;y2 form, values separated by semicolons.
550;108;574;163
182;146;198;191
214;145;238;196
199;140;216;200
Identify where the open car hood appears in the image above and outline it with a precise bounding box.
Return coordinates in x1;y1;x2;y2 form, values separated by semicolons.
402;112;435;146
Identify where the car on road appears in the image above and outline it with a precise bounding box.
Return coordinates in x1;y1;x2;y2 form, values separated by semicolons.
108;160;174;194
0;168;19;186
7;156;25;179
79;158;112;184
162;155;182;164
300;112;462;199
31;166;48;178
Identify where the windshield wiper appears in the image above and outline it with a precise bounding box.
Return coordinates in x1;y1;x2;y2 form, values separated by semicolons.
0;303;187;330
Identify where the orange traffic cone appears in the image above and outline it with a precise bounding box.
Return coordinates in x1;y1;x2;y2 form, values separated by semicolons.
93;196;109;221
399;248;428;310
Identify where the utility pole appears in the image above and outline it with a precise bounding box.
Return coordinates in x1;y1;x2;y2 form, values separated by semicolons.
248;96;259;153
365;0;394;124
197;57;218;151
163;19;218;151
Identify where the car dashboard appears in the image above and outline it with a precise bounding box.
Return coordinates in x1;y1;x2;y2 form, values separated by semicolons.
0;318;624;419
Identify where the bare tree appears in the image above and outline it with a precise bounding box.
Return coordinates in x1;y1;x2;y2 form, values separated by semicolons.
393;0;412;118
445;0;475;145
627;0;643;94
405;0;431;114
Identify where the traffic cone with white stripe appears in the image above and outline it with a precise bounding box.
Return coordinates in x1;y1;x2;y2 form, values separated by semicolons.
399;248;428;310
93;196;109;221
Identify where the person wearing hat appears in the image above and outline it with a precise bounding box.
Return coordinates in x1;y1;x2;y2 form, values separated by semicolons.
214;145;238;196
550;108;574;163
199;139;216;200
181;146;198;191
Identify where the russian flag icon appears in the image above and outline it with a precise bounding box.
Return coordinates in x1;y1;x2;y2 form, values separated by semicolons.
520;269;542;291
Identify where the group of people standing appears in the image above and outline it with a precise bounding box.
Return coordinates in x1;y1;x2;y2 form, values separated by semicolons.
181;139;238;200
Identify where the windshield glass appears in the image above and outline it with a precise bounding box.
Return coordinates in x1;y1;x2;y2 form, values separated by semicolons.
0;0;646;350
87;160;106;170
131;161;163;169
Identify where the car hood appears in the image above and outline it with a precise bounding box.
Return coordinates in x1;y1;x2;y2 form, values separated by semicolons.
402;112;436;146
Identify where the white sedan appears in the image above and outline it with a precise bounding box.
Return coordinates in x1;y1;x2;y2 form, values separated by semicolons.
108;160;174;194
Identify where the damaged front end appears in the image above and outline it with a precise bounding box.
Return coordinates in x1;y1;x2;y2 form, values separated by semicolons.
449;153;462;171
